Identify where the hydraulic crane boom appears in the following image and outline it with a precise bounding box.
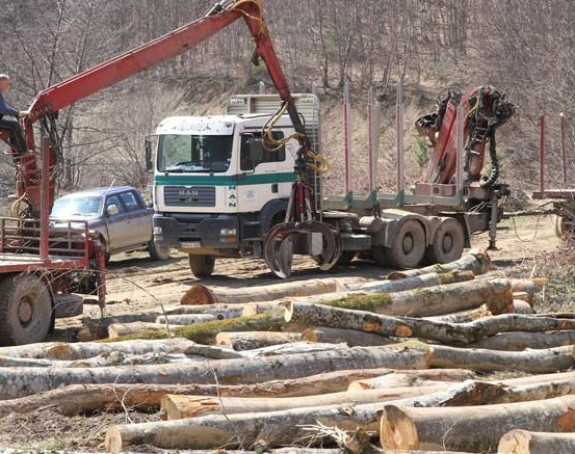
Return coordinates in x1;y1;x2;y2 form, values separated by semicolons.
2;0;341;277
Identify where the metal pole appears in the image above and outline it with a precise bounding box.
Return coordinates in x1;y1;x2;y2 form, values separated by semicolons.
367;86;379;195
561;113;568;185
456;104;465;197
396;82;405;202
40;137;51;261
258;81;266;94
343;82;353;195
540;115;546;194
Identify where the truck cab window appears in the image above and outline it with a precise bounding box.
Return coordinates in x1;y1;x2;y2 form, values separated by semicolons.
240;131;285;171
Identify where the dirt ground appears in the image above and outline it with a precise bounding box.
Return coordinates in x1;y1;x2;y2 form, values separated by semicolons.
75;213;561;321
5;212;563;452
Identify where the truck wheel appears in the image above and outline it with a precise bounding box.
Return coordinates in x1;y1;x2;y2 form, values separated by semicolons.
189;254;215;278
384;220;425;269
148;240;171;261
426;218;465;264
555;215;574;239
0;275;52;346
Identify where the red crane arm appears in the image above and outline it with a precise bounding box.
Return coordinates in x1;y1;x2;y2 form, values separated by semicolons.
28;0;297;124
28;8;242;119
14;0;300;219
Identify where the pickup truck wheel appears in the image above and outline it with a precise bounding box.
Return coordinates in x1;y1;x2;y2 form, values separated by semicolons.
189;254;215;278
0;275;52;346
555;215;574;239
148;240;171;261
384;220;426;269
425;218;465;264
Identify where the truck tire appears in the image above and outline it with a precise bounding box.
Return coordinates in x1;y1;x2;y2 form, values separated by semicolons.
148;240;171;261
555;215;574;239
189;254;215;278
0;275;52;346
384;219;426;269
426;218;465;264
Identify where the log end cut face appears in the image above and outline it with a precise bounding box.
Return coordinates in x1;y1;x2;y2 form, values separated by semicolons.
380;404;419;450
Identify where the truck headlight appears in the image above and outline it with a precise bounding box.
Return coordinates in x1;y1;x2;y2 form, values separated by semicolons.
220;228;237;236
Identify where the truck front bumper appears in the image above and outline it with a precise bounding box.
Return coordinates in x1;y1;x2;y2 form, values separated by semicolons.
153;213;240;250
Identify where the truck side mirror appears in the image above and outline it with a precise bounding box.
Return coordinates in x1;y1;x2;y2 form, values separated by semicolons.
144;136;154;172
107;204;120;216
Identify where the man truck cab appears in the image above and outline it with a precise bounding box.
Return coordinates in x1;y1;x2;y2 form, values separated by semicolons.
152;94;321;277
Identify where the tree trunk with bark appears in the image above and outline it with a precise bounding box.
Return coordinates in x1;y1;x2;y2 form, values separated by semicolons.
317;278;515;317
107;322;170;339
161;385;446;420
350;270;475;293
348;369;475;391
469;330;575;350
302;327;393;346
0;345;429;400
387;249;491;280
181;277;368;305
78;304;245;341
104;381;504;452
380;395;575;453
155;314;217;325
286;303;575;346
0;368;407;417
215;332;302;350
498;430;575;454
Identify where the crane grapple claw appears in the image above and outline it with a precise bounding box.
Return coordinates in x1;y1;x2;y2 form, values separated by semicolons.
263;221;342;279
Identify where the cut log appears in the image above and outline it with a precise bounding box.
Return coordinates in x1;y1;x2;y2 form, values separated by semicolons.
243;271;476;317
498;430;575;454
0;368;410;417
167;375;575;421
429;344;575;373
351;270;475;292
348;369;476;391
242;301;285;316
108;322;169;339
287;278;512;318
215;332;302;350
0;338;195;361
468;330;575;351
161;385;446;420
286;302;575;346
380;395;575;453
425;305;491;323
104;380;502;452
110;313;284;344
302;327;393;347
78;304;245;341
155;314;216;325
387;249;491;280
320;278;514;317
513;300;535;315
181;277;368;305
0;345;429;400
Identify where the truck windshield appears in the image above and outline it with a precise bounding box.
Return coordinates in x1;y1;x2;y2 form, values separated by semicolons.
51;196;103;218
158;134;234;173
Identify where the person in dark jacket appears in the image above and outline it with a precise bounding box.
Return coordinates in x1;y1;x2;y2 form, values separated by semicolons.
0;74;28;156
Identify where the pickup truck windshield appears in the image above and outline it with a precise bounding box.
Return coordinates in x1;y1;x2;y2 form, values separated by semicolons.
158;134;234;173
51;196;103;218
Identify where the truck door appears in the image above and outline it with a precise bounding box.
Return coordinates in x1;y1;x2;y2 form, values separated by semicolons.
104;195;131;251
119;190;152;244
237;131;293;213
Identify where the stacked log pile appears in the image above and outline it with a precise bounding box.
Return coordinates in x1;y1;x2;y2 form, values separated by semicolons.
1;249;572;454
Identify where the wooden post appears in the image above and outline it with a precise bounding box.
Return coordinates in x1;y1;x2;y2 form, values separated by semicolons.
343;82;353;196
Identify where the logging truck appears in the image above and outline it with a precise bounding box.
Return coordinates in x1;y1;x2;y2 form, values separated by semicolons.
151;86;515;279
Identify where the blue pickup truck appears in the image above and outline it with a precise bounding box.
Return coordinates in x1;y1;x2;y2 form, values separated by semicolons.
51;186;170;262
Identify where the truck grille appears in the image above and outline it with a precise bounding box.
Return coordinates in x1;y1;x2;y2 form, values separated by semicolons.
163;186;216;207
